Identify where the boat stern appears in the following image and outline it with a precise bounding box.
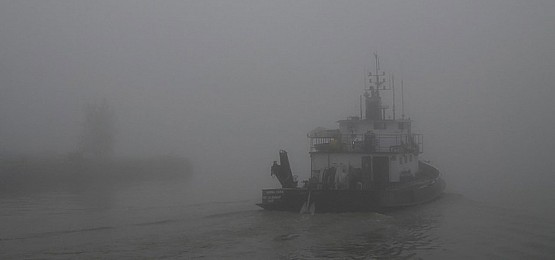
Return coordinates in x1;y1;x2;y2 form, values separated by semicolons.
257;188;308;212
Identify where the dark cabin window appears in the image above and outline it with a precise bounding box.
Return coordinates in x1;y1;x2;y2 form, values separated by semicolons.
374;121;386;129
398;122;410;130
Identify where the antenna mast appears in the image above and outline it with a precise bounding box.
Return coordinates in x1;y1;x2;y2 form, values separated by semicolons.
364;53;389;120
360;70;366;119
373;53;383;97
392;75;396;120
401;80;405;120
360;95;363;119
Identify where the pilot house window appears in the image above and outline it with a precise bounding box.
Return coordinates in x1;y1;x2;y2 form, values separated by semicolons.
398;122;410;130
374;121;386;129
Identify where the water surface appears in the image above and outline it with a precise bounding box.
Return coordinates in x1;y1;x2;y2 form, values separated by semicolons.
1;175;554;259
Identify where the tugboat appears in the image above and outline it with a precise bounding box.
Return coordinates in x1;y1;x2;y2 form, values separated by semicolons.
257;55;445;213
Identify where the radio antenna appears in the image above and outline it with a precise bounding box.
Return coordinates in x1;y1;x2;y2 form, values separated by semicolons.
392;75;396;120
401;80;405;120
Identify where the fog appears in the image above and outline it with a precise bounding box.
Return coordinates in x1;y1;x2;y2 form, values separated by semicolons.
1;1;555;211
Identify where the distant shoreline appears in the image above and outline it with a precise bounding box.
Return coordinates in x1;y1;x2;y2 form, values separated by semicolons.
0;155;191;194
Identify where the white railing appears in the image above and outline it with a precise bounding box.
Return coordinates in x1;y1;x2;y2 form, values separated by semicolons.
309;133;422;153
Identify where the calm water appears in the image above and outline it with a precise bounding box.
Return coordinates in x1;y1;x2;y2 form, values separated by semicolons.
1;176;555;259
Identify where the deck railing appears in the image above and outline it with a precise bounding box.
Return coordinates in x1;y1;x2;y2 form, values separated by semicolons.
309;133;423;154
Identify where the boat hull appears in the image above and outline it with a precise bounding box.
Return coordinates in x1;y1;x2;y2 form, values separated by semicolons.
257;177;445;213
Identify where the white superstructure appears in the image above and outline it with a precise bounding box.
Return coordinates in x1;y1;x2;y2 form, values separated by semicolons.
307;55;423;190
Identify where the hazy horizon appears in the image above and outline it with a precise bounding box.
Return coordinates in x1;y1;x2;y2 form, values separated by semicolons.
1;0;555;210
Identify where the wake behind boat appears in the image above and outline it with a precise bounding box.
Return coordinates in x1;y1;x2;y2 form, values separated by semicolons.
257;55;445;213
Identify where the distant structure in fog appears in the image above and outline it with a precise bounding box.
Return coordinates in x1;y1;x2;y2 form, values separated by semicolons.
78;99;116;158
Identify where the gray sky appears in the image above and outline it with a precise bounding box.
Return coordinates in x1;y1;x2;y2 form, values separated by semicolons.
1;0;555;203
